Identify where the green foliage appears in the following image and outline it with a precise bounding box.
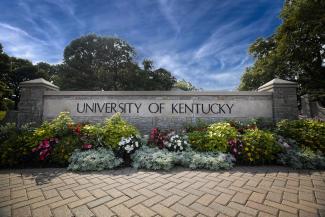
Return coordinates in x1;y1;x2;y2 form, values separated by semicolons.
0;123;35;167
59;34;135;90
131;146;234;171
58;34;176;91
276;119;325;153
31;112;79;166
239;0;325;95
50;136;80;166
32;112;74;144
81;124;105;147
227;119;275;132
0;111;6;121
68;148;123;171
0;48;50;108
240;129;281;164
188;130;209;151
0;80;13;111
174;79;197;91
103;113;139;150
278;147;325;169
188;122;237;152
206;123;237;152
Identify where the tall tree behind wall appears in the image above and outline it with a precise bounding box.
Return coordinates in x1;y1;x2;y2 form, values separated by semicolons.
239;0;325;96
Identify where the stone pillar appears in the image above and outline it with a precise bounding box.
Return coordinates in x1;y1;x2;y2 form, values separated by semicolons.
17;78;59;126
301;94;312;117
258;78;298;121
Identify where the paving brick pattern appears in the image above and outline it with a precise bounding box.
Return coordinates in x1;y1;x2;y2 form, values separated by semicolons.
0;167;324;217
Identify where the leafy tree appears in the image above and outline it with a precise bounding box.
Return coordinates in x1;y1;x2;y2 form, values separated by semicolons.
0;81;12;111
147;68;176;90
58;35;176;91
175;79;197;91
239;0;325;95
36;62;56;80
58;34;136;90
0;44;47;108
139;59;176;90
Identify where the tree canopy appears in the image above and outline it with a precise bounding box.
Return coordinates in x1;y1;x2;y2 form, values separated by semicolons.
0;45;48;108
174;79;198;91
239;0;325;95
57;34;176;91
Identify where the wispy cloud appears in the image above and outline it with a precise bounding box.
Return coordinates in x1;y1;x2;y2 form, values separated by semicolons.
157;0;181;33
0;0;283;90
0;22;54;62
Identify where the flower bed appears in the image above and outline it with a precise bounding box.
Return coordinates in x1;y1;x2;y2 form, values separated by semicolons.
0;112;324;170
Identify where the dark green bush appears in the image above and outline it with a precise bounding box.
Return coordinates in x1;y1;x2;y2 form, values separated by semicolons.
276;119;325;153
239;129;282;164
188;130;209;151
0;123;35;167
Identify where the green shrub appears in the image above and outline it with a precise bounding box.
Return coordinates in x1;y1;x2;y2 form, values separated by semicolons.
68;148;123;171
0;123;35;167
103;113;139;150
188;130;209;151
227;118;274;132
32;112;74;144
81;124;105;147
276;119;325;153
49;136;80;166
131;146;234;171
206;122;237;152
188;122;237;152
278;147;325;169
0;111;6;121
31;112;80;165
240;129;281;164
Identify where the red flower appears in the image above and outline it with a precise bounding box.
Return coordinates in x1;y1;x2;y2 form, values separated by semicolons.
83;144;93;150
74;125;81;135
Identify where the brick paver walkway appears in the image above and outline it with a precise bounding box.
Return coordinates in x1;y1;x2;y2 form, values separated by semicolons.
0;167;324;217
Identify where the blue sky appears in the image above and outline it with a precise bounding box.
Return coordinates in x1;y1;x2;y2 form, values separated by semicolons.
0;0;284;90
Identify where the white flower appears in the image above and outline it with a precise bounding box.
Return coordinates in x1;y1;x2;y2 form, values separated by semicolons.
135;142;139;147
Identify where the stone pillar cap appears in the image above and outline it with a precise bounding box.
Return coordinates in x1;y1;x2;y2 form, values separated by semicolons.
258;78;297;91
20;78;59;90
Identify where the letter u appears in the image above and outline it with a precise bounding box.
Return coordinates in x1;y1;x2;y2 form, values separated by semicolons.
77;103;85;113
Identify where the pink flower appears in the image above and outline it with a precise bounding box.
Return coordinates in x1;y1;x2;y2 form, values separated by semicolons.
43;140;49;146
83;144;93;149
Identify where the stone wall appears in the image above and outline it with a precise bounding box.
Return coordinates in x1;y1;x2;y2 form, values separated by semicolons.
17;78;298;132
42;91;273;132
